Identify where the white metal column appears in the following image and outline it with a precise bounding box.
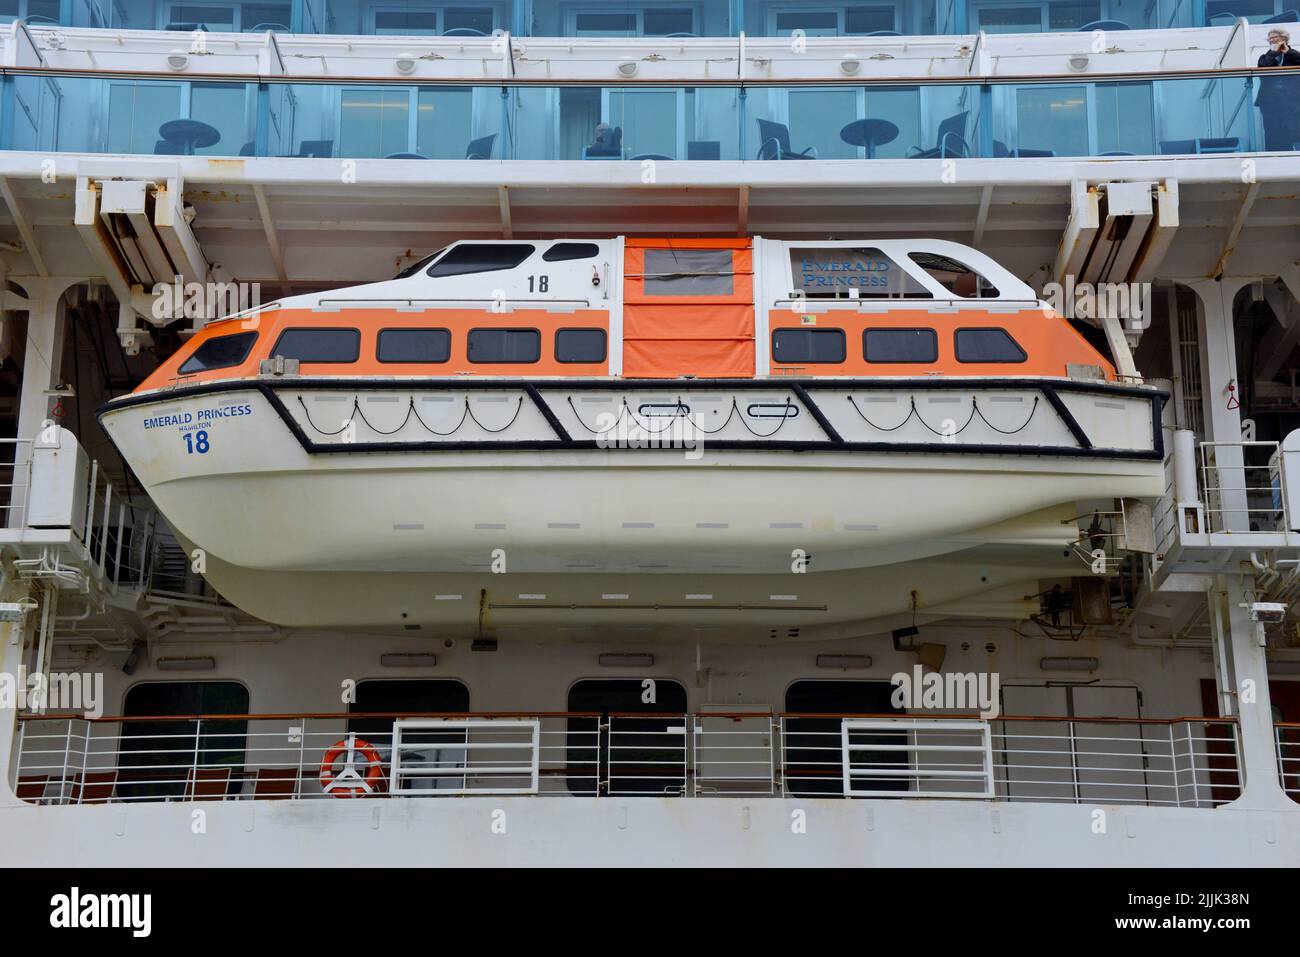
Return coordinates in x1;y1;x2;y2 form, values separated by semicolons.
1210;573;1291;809
1185;278;1251;530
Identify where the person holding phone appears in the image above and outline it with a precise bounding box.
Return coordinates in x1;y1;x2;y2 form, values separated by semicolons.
1258;28;1300;152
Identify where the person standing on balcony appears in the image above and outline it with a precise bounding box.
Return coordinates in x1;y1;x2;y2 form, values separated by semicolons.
1257;28;1300;152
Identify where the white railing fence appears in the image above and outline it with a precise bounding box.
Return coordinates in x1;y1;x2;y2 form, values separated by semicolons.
1278;724;1300;800
13;712;1244;809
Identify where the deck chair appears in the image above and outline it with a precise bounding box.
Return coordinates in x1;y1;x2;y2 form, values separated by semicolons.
184;767;233;801
687;140;721;160
70;770;117;804
465;133;496;159
252;767;300;800
297;139;334;158
755;118;816;160
16;774;48;803
908;111;970;159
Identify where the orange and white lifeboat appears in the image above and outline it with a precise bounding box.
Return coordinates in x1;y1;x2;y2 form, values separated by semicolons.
99;237;1165;634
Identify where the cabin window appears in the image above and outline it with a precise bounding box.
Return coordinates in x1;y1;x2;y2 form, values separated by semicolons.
555;328;607;363
908;252;1001;299
426;243;536;278
467;328;541;363
271;328;361;363
785;680;907;797
789;247;930;299
566;679;689;796
772;328;846;364
543;242;601;263
643;249;735;296
178;330;258;374
955;328;1028;363
377;328;451;363
864;328;939;363
119;681;250;801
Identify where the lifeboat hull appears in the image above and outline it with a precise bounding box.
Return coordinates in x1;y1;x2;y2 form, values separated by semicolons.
100;377;1165;592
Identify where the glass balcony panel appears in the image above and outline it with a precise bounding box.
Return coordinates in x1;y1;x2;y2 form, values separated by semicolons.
968;0;1162;33
511;86;739;159
108;82;185;153
1156;75;1255;153
4;74;1289;158
25;76;259;154
3;0;61;25
748;85;980;159
531;0;731;38
318;0;514;35
190;82;257;154
1205;0;1286;25
746;0;940;36
1095;81;1155;154
1014;84;1089;154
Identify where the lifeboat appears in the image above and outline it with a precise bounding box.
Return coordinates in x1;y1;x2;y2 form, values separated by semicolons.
98;237;1165;635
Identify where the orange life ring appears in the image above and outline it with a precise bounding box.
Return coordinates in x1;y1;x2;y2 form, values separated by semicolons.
319;736;386;797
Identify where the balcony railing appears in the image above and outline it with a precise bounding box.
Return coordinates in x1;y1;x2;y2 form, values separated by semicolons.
1279;723;1300;801
19;0;1260;38
4;71;1286;161
14;711;1241;808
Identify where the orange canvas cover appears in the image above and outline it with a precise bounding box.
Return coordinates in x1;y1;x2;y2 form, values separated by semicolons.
622;244;755;378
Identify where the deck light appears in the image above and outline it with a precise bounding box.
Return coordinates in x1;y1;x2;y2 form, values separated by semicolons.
166;52;189;70
157;656;216;672
840;55;861;75
380;653;438;668
1040;656;1099;672
617;59;638;77
599;653;654;668
395;54;417;74
816;654;872;669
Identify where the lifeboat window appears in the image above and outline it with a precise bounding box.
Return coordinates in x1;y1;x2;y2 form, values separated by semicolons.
177;330;258;374
908;252;1001;299
543;242;600;263
789;247;930;300
772;328;846;363
555;328;607;363
467;328;541;363
426;243;536;278
271;327;361;363
955;328;1028;363
377;328;452;364
643;249;734;296
864;328;938;363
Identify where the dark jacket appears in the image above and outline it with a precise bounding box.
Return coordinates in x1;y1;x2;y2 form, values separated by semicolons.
1257;47;1300;107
